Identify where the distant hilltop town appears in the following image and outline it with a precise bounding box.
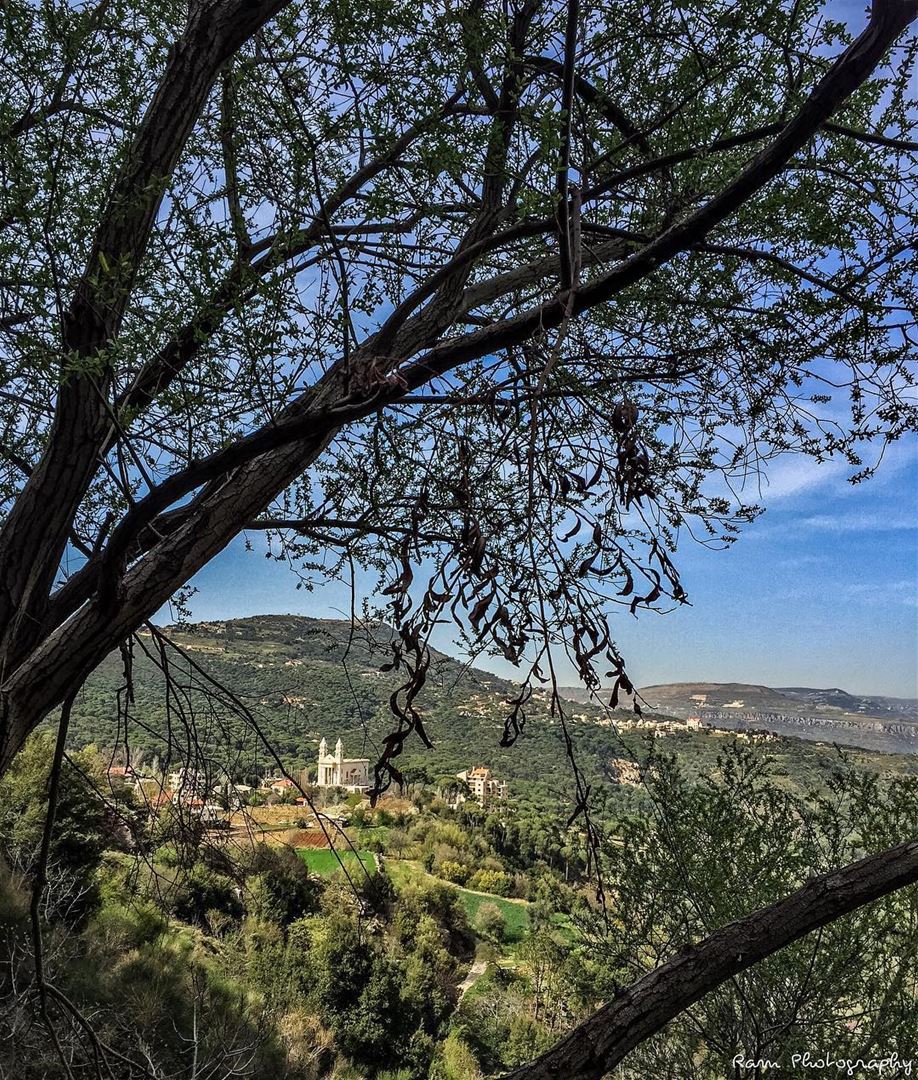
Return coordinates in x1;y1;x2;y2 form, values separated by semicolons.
100;736;510;826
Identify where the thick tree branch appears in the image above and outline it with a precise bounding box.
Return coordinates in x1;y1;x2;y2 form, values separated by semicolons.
372;0;539;360
823;119;918;151
219;65;253;256
0;0;292;656
504;838;918;1080
579;222;871;306
104;106;918;457
111;93;468;429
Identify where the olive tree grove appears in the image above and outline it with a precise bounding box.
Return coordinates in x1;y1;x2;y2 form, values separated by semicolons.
2;0;918;1074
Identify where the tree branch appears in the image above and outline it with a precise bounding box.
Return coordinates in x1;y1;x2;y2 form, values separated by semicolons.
523;54;651;154
0;0;294;659
111;92;468;428
505;838;918;1080
398;0;918;374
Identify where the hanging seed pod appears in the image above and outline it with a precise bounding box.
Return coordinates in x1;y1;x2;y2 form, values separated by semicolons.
611;400;639;435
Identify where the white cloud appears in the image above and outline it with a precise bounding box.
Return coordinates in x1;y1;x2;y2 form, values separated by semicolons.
800;512;918;534
735;438;918;504
842;580;918;609
740;457;848;500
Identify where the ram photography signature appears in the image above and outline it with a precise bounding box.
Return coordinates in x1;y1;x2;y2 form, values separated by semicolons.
732;1052;914;1075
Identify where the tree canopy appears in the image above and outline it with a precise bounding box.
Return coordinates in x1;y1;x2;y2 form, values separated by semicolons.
1;0;917;777
2;0;918;1073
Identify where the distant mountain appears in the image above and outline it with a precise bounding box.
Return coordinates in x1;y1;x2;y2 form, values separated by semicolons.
64;617;918;799
67;615;611;807
557;681;795;713
777;687;918;722
555;679;918;755
558;680;918;723
637;682;794;713
777;687;862;709
554;685;598;705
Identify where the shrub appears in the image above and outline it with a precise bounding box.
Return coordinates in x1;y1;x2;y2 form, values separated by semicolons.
438;860;470;885
91;898;166;950
466;869;510;896
504;1015;555;1067
387;829;411;857
244;844;320;926
430;1032;483;1080
510;873;531;900
395;880;468;946
277;1009;335;1079
172;865;242;926
473;902;505;943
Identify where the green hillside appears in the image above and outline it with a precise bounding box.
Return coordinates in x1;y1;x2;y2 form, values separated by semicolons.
65;615;918;814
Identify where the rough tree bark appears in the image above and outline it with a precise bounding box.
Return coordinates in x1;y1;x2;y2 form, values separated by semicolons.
0;0;294;664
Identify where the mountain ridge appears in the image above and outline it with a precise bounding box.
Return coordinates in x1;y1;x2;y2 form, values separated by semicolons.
63;616;918;785
557;679;917;715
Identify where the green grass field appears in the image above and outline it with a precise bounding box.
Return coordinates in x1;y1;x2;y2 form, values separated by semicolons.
457;888;530;941
298;848;376;876
384;859;530;941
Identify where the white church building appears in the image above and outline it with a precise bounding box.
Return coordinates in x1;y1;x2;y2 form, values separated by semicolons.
316;737;371;792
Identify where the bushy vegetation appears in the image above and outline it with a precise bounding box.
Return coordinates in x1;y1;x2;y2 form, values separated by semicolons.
3;733;918;1078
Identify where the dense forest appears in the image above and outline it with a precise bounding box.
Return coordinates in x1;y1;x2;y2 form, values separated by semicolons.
3;720;918;1078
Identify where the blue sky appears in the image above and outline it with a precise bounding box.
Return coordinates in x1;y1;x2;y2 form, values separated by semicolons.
159;0;918;699
171;435;918;698
605;440;918;697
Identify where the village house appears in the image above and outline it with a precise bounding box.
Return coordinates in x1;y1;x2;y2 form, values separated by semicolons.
167;767;209;798
130;771;219;822
212;780;253;808
105;763;155;788
261;776;298;796
316;737;370;792
455;765;508;806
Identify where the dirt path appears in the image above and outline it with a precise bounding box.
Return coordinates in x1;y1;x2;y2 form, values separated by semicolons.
458;958;487;997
